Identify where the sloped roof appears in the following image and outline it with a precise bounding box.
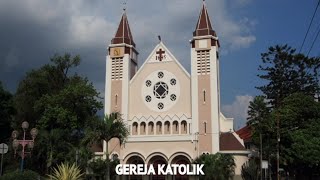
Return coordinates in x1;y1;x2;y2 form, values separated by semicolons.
193;2;217;37
236;125;252;142
220;132;246;151
111;12;135;47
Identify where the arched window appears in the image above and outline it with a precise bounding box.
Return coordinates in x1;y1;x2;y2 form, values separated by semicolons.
156;121;162;135
164;121;170;134
132;122;138;135
203;90;206;103
148;122;154;135
140;122;146;135
204;122;207;134
173;121;179;134
115;94;118;106
181;121;187;134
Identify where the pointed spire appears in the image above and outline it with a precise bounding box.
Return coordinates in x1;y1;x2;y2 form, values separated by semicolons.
111;11;135;47
193;1;217;37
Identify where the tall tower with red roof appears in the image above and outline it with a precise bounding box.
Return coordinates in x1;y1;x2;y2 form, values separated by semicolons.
190;1;221;154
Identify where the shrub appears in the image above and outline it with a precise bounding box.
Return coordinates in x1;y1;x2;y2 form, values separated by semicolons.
0;170;39;180
47;162;84;180
241;160;259;180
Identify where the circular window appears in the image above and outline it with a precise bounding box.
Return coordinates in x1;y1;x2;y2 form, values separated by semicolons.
158;72;164;78
158;103;164;110
153;82;169;99
141;70;180;112
146;80;152;87
145;95;152;102
170;78;176;85
170;94;176;101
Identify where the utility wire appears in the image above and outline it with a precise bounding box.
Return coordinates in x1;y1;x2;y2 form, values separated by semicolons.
299;0;320;53
307;23;320;56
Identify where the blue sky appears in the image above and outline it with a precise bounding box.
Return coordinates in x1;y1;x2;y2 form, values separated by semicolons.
0;0;319;129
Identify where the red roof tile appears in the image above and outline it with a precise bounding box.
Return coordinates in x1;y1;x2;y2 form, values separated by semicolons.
193;2;217;37
112;12;135;47
236;126;252;142
220;132;245;151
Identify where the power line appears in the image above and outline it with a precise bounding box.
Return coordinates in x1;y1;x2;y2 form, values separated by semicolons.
307;23;320;56
299;0;320;53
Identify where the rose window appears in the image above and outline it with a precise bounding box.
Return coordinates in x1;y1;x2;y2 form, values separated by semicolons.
153;82;169;99
142;70;180;112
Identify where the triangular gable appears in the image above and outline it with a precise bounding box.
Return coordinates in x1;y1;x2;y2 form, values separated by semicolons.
130;42;190;84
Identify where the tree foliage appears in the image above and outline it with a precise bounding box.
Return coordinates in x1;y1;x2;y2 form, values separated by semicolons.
0;170;39;180
0;82;15;142
11;54;103;175
87;158;120;180
84;112;129;180
194;153;235;180
276;93;320;176
241;160;259;180
252;44;320;178
256;44;320;107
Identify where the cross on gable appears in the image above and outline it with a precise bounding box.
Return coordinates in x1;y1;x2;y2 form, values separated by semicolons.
156;48;166;61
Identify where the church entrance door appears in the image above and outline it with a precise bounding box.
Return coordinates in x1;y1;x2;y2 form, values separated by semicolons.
148;156;167;180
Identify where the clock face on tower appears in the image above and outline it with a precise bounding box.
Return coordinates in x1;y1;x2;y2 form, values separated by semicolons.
142;70;180;112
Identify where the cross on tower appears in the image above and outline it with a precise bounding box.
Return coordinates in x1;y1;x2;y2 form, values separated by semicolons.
156;48;165;61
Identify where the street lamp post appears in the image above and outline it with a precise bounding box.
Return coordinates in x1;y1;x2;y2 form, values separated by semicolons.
11;121;38;172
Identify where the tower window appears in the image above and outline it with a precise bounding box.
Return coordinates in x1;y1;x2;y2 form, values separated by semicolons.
203;90;206;103
204;122;207;134
196;50;210;75
115;94;118;106
111;57;123;80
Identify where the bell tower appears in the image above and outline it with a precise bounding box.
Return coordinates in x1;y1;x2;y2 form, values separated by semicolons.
190;1;221;154
105;10;138;117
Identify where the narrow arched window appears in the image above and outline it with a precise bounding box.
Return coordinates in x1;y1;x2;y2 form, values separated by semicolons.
204;122;207;134
115;94;118;106
203;90;206;103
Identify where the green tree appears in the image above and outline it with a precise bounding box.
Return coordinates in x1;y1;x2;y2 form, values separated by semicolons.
12;54;103;175
194;153;235;180
247;96;276;161
84;113;129;180
276;93;320;178
0;82;15;143
87;158;119;180
241;160;259;180
257;44;320;107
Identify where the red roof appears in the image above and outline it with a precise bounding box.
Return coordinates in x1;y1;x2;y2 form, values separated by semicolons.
193;2;217;37
220;132;245;151
236;126;252;142
111;12;135;47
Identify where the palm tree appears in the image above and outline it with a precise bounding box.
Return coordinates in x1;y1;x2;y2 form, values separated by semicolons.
85;112;129;180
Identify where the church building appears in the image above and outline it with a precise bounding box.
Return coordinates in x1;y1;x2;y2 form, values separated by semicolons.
98;1;250;179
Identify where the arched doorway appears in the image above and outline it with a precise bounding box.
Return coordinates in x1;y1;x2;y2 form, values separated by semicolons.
149;156;167;180
126;156;144;180
171;155;190;180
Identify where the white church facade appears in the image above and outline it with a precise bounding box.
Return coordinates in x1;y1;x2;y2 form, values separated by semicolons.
99;2;250;179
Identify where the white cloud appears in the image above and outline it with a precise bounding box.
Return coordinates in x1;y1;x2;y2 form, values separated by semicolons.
231;35;256;49
68;16;115;47
222;95;254;129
